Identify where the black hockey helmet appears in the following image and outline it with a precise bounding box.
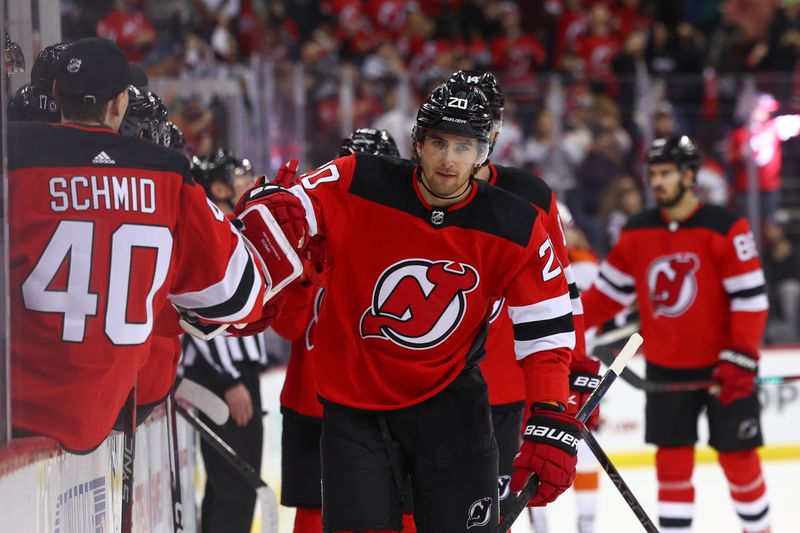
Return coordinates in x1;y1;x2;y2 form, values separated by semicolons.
448;70;505;123
166;120;185;151
201;148;252;187
8;83;61;122
339;128;400;157
31;41;71;91
120;86;171;146
646;136;701;177
413;82;493;163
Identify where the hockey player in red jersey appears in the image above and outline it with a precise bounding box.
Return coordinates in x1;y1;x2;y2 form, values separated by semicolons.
582;136;771;533
8;37;307;453
272;129;415;533
448;70;601;526
238;82;581;532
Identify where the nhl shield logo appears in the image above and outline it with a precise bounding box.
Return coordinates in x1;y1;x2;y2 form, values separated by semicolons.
360;259;479;349
431;210;445;225
67;58;82;73
647;253;700;317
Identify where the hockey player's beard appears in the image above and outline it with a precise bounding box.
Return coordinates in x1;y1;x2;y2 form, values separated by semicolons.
418;168;474;201
655;182;688;209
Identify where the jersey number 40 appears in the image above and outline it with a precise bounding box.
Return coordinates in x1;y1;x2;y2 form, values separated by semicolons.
22;220;172;345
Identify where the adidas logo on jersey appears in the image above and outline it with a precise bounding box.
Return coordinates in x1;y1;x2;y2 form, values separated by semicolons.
92;151;115;165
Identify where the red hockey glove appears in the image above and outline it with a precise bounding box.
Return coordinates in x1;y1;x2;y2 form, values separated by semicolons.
511;404;581;506
234;182;308;253
712;349;758;405
565;357;601;430
270;159;299;188
228;292;286;337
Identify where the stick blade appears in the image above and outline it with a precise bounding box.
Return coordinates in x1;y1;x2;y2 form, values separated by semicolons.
257;486;280;533
175;378;230;425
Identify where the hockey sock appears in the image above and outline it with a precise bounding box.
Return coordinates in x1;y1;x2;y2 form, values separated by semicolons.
575;440;599;533
656;447;695;533
401;512;417;532
293;507;322;533
718;450;770;533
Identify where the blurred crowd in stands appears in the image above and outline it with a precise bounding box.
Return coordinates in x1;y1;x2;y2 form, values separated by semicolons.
59;0;800;340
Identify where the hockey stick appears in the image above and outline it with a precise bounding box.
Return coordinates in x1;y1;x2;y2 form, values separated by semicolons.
174;377;230;425
177;405;279;533
121;387;137;533
166;393;184;532
497;333;644;533
592;348;800;393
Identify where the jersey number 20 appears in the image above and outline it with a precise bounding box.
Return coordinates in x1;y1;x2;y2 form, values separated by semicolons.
21;220;173;345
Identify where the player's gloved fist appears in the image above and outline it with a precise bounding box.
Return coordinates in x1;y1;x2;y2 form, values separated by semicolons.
712;349;758;405
228;292;286;337
565;357;601;430
234;183;308;253
511;404;581;506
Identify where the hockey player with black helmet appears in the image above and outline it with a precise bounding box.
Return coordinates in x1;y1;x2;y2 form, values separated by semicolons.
339;127;401;157
582;136;772;532
7;83;61;122
119;86;170;146
237;81;581;531
447;70;599;525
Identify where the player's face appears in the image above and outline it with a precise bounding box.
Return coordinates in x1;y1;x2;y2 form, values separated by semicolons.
417;132;482;197
648;162;689;207
232;170;256;203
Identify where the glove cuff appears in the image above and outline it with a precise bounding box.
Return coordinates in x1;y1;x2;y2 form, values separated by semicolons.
523;411;581;455
719;349;758;372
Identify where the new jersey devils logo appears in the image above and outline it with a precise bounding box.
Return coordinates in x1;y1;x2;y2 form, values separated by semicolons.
466;497;493;529
647;253;700;317
360;259;479;350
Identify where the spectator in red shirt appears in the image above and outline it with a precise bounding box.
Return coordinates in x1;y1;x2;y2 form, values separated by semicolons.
553;0;588;69
575;3;621;87
490;2;547;101
729;92;800;217
97;0;156;64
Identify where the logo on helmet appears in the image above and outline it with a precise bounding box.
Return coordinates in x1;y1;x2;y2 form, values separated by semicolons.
67;58;82;73
647;253;700;317
466;497;493;529
360;259;479;349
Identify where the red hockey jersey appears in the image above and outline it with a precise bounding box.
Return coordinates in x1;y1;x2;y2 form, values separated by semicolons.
273;282;325;419
582;204;768;368
9;122;267;451
481;164;586;406
289;154;575;410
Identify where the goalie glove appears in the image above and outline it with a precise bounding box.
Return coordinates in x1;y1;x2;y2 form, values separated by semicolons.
511;404;581;506
712;349;758;405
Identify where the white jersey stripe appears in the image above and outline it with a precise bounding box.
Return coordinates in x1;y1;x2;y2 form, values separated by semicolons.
731;294;769;312
508;293;572;324
723;270;766;293
290;184;318;237
515;331;576;359
170;230;263;322
595;276;637;306
599;261;635;287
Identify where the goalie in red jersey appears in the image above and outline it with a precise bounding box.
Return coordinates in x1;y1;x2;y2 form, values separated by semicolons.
239;82;582;531
582;136;771;533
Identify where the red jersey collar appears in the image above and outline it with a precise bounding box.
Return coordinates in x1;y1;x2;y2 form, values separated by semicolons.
412;166;479;212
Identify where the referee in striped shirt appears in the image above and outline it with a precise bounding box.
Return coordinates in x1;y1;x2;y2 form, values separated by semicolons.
181;150;269;533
